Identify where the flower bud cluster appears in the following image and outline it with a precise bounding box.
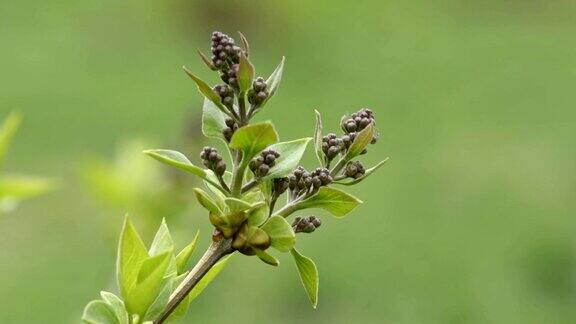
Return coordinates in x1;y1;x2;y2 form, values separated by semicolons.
272;177;289;197
219;64;239;89
200;147;226;176
340;108;379;153
344;161;365;179
247;77;269;108
292;216;322;233
210;31;245;90
322;133;344;161
222;118;238;142
288;166;332;198
249;149;280;178
211;31;242;70
213;84;234;108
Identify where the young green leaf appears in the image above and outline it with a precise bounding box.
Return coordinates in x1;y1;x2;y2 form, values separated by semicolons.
0;112;21;169
229;122;279;161
82;300;121;324
255;249;280;266
238;31;250;57
261;216;295;252
182;66;228;115
149;219;177;277
193;188;223;215
117;217;148;313
187;255;232;302
263;57;285;105
262;138;312;180
100;292;129;324
247;203;269;227
201;98;227;141
143;149;206;178
149;218;174;256
175;231;199;274
290;249;319;309
130;252;171;316
313;110;324;167
334;158;389;186
345;122;375;160
285;187;362;218
165;273;192;322
143;278;174;322
196;49;217;70
224;197;252;213
238;54;255;93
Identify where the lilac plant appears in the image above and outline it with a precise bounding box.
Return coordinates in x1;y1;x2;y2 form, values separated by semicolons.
82;31;387;324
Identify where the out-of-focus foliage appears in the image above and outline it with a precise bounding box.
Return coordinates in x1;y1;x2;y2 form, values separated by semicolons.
0;112;54;214
81;140;196;235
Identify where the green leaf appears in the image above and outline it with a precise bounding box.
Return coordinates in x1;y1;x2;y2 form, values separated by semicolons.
175;231;199;274
247;204;268;227
334;158;389;186
131;252;171;316
149;219;177;277
117;217;148;312
0;112;21;169
165;273;192;323
288;187;362;217
224;197;252;213
201;98;227;141
229;122;279;161
262;138;312;180
345;122;375;160
100;291;129;324
188;255;232;302
290;249;319;309
238;54;255;93
0;175;55;200
313;110;324;167
261;216;295;252
263;57;285;105
182;66;228;115
143;149;207;178
149;218;174;256
143;278;173;322
255;249;279;266
82;300;120;324
196;49;216;70
238;31;250;57
193;188;223;215
117;217;171;317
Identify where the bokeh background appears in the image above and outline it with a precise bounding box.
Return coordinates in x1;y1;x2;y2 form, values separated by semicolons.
1;0;576;323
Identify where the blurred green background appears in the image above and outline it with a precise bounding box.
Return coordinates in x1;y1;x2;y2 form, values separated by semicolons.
1;0;576;323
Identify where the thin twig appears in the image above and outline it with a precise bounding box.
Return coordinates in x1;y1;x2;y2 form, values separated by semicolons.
154;238;234;323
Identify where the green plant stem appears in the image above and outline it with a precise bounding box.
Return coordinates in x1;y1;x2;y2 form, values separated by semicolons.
268;196;278;217
241;179;259;194
273;195;306;218
330;157;347;177
217;175;231;193
231;159;248;197
238;94;247;125
154;238;234;324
